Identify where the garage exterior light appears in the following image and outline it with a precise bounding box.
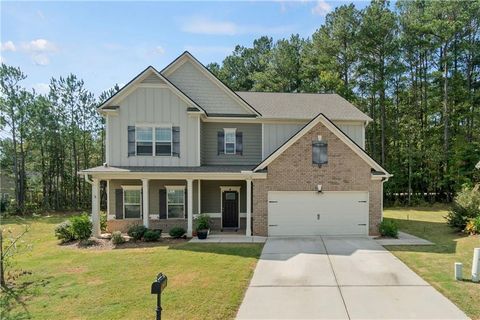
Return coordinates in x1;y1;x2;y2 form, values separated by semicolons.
312;141;328;166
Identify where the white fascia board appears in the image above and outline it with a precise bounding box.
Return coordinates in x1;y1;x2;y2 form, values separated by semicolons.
81;171;268;181
253;113;390;176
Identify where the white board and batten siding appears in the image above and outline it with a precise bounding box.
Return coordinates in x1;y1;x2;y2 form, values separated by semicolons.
262;121;365;160
268;191;369;236
166;61;253;115
107;87;200;167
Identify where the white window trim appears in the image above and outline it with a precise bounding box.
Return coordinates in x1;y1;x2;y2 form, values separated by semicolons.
134;124;173;157
166;185;186;220
224;128;236;155
155;124;173;156
122;185;142;220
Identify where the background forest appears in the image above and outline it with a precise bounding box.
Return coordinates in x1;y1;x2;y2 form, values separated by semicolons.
1;0;479;214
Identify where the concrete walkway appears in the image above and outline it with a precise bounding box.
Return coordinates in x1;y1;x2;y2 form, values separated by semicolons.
237;237;468;320
189;234;266;243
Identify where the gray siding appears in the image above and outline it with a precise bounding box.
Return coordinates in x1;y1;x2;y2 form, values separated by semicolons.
166;61;252;115
201;122;262;165
263;123;305;159
107;87;200;166
262;121;365;159
142;74;165;84
108;179;199;217
200;180;247;215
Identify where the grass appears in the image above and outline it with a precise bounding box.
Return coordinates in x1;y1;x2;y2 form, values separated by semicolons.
0;215;263;320
384;205;480;319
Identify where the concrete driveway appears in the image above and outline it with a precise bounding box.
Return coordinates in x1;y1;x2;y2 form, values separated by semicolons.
237;237;468;320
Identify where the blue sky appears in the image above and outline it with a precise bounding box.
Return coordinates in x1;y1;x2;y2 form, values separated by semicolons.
1;1;370;96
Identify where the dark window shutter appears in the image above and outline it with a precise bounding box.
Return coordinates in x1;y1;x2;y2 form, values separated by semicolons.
159;189;167;219
172;126;180;157
128;126;136;157
236;132;243;155
115;189;123;219
184;189;188;219
217;131;224;155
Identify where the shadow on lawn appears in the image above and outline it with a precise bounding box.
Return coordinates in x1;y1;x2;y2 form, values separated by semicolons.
384;217;466;255
168;242;263;259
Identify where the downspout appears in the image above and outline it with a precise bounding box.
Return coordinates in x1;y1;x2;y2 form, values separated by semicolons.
83;173;93;185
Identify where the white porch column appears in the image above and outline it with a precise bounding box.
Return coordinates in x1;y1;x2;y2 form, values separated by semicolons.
142;178;149;228
198;179;201;214
246;179;252;237
91;178;101;237
187;179;193;237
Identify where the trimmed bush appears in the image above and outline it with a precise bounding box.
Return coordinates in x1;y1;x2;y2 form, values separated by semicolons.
111;231;125;245
169;227;186;239
143;229;161;242
465;216;480;235
127;224;147;241
70;214;93;241
379;220;398;238
100;212;107;232
55;220;76;243
446;186;480;231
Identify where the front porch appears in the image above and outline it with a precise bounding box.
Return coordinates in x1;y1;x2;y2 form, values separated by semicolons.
87;174;255;238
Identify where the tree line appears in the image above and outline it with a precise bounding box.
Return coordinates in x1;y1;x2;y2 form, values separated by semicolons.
1;0;479;213
207;0;480;204
0;64;119;213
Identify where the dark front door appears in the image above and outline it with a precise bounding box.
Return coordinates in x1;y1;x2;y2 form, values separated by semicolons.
222;191;239;228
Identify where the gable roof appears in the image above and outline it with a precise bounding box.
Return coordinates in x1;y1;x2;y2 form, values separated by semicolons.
161;51;261;117
237;91;372;122
253;113;390;177
97;66;205;114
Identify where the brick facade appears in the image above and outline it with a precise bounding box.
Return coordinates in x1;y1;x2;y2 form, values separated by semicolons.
252;120;383;236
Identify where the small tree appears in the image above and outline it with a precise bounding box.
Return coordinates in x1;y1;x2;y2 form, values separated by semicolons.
0;222;30;288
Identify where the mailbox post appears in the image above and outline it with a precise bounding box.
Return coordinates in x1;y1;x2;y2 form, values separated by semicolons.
151;273;168;320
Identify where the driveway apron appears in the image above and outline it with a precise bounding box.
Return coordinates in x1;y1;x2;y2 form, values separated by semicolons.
236;236;468;320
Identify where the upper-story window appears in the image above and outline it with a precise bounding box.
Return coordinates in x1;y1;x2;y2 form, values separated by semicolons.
136;127;153;156
131;125;176;157
224;128;236;154
155;126;172;156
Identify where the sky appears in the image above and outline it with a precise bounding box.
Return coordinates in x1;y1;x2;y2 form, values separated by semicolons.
1;0;370;97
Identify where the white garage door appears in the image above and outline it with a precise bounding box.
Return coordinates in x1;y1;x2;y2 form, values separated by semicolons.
268;191;369;236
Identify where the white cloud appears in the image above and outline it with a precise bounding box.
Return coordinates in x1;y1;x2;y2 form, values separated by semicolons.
181;17;294;36
22;39;57;53
311;0;331;16
154;46;165;55
32;54;50;66
32;83;50;95
1;41;16;52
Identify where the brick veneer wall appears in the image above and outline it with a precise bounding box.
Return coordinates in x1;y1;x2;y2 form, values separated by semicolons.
252;120;383;236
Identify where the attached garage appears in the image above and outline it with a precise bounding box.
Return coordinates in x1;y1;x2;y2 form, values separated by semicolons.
267;191;369;236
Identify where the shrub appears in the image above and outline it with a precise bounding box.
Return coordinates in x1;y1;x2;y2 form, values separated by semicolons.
379;220;398;238
465;216;480;235
111;231;125;245
55;220;76;243
127;224;147;241
446;186;480;231
143;229;161;242
195;214;210;231
169;227;186;238
70;214;93;241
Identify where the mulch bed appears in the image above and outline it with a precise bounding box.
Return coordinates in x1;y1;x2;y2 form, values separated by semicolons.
60;236;189;251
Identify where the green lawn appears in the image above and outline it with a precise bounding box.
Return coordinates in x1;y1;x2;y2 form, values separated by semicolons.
1;215;263;320
384;206;480;319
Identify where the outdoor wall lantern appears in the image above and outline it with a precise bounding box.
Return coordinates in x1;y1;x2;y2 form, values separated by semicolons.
151;273;168;320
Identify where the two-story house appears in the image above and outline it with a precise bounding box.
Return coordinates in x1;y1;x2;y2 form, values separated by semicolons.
80;51;391;238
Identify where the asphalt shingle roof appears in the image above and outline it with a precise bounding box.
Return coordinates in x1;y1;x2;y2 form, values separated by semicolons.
236;92;372;121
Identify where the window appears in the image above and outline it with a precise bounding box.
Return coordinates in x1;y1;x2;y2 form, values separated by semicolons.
155;127;172;156
224;128;236;154
166;186;185;219
123;187;142;219
312;141;328;166
136;127;153;156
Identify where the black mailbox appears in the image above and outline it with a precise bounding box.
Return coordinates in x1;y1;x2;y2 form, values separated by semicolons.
151;273;167;294
151;273;168;320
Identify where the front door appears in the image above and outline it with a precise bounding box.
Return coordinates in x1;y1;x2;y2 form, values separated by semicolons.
222;191;239;229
